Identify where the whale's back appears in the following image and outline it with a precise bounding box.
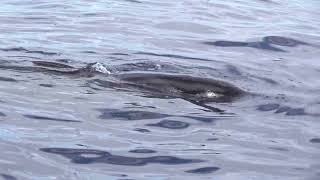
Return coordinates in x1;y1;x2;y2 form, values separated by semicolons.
118;73;246;103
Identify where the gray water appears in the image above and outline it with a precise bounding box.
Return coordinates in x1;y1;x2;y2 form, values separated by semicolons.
1;0;320;179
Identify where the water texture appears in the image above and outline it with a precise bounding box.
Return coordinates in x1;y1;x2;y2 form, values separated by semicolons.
1;0;320;179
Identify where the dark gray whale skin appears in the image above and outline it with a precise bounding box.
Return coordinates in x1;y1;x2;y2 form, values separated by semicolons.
115;73;245;103
114;73;246;113
91;73;246;113
0;61;246;112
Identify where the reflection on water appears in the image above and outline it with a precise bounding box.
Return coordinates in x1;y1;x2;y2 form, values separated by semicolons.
146;120;190;129
97;108;224;123
257;103;309;116
185;167;220;174
129;149;157;154
98;108;171;120
204;36;311;52
0;76;18;82
0;174;17;180
310;138;320;144
23;114;82;122
40;148;203;166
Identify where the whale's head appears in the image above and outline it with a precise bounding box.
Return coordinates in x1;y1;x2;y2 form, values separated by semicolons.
118;73;246;103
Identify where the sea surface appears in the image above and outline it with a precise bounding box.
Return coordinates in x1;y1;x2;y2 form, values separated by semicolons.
0;0;320;179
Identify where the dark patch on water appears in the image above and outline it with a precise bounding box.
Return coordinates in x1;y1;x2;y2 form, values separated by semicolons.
274;106;291;113
0;174;17;180
76;144;89;148
274;106;306;116
81;50;97;54
263;36;309;47
185;167;220;174
268;147;289;151
97;108;221;123
251;41;286;52
97;109;171;120
257;104;280;111
24;114;81;122
257;104;306;116
83;13;98;16
285;108;305;116
55;59;73;64
0;112;6;117
133;128;151;133
0;76;18;82
39;83;54;87
110;53;130;56
310;138;320;143
205;40;285;52
207;138;219;141
0;47;59;56
129;149;156;153
146;120;190;129
207;41;249;47
40;148;203;166
150;156;202;165
225;64;242;76
205;36;309;52
123;0;142;3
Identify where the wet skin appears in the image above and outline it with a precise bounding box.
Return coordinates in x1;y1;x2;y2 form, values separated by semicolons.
0;60;247;113
91;72;246;113
113;73;245;112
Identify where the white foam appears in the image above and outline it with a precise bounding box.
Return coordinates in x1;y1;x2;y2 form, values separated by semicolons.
90;62;111;74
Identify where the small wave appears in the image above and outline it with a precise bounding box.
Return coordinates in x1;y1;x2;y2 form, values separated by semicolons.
0;47;59;56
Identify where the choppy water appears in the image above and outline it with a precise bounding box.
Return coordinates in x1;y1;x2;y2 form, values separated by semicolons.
1;0;320;179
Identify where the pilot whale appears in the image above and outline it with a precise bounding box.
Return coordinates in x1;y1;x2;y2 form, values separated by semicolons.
1;60;246;112
115;73;245;103
114;73;246;113
90;72;246;113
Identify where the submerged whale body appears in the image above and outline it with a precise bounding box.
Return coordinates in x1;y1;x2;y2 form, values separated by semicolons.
1;60;246;112
115;73;245;113
116;73;245;103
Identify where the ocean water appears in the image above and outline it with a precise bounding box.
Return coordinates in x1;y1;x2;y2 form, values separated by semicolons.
0;0;320;179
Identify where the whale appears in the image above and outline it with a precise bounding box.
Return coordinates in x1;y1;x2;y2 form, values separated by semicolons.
90;72;246;113
117;73;246;113
0;60;247;113
115;73;245;103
